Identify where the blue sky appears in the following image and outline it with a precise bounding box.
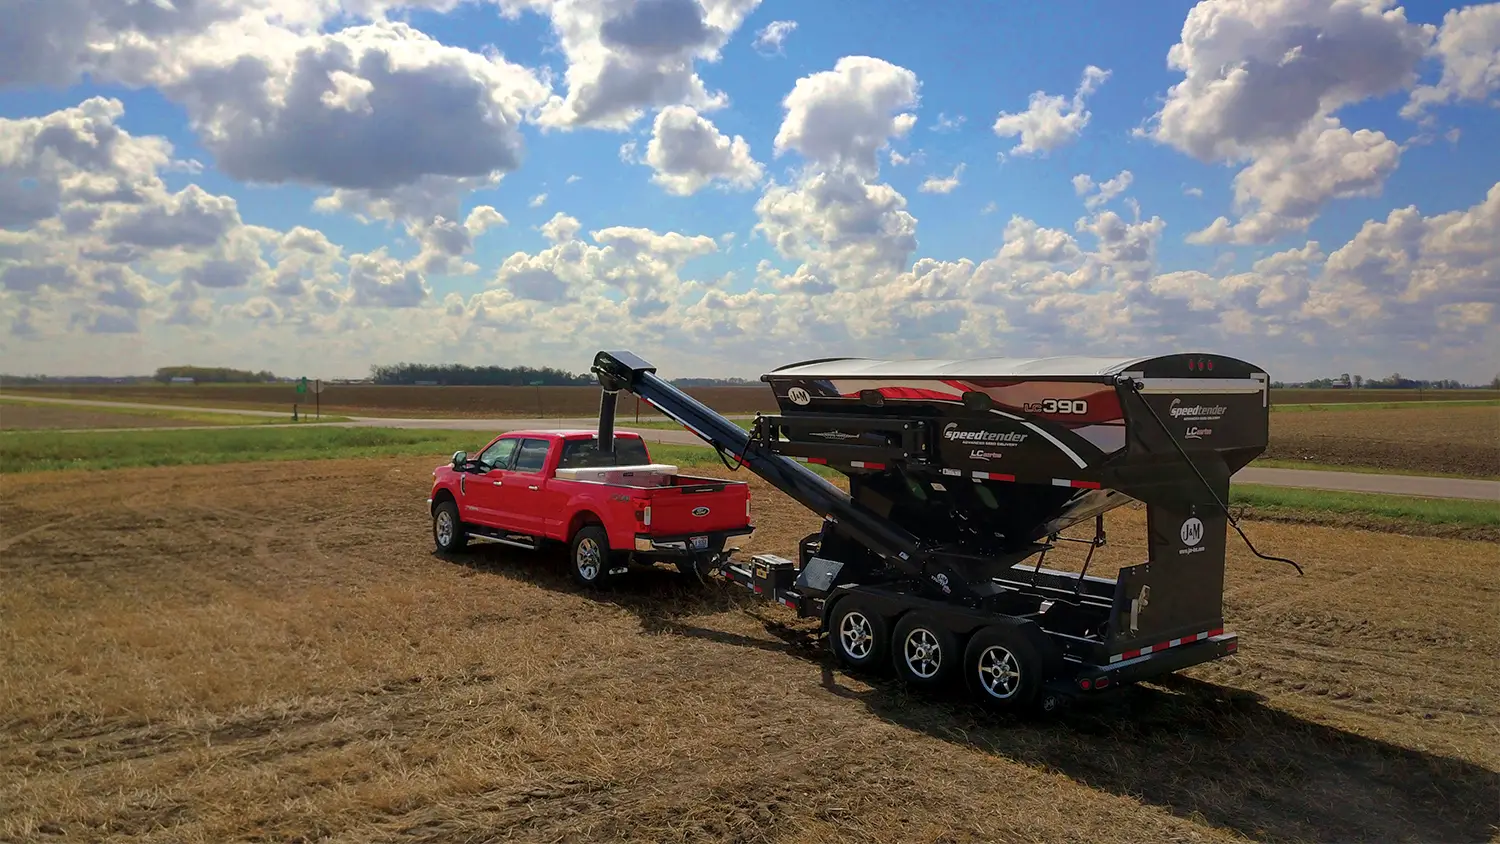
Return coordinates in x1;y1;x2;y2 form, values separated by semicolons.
1;0;1497;383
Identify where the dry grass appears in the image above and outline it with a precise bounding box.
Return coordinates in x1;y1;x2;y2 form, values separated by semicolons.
1;458;1496;843
1267;404;1500;477
0;403;235;431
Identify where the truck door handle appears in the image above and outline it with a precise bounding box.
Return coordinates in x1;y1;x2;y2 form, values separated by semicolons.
493;480;503;486
528;485;540;491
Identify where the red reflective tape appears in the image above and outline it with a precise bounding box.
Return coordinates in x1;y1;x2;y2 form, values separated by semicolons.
1209;627;1224;637
808;457;827;465
1071;480;1101;489
1123;648;1142;660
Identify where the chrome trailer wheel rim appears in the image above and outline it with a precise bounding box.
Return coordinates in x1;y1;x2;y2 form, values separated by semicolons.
576;536;601;580
903;628;942;678
838;611;874;660
977;645;1022;699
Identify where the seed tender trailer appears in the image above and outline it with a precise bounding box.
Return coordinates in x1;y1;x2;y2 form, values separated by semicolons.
590;349;1296;713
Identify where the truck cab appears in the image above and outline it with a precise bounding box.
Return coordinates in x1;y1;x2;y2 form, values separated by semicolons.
428;429;753;587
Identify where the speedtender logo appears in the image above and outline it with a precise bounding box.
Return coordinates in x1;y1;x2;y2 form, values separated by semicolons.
943;422;1028;446
1170;398;1228;421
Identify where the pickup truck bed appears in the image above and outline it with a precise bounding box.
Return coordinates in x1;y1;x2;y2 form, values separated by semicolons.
428;429;753;587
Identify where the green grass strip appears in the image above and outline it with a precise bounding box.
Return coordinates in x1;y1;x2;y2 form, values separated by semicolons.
1229;484;1499;529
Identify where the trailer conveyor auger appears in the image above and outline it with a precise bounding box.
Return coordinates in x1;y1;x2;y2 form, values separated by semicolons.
590;349;1296;713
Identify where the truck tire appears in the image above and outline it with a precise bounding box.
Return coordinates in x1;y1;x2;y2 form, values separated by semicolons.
826;594;890;673
569;524;617;589
891;611;960;691
962;622;1046;713
433;499;467;553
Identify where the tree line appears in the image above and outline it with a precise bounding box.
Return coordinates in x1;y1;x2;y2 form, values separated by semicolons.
369;363;595;386
154;366;278;383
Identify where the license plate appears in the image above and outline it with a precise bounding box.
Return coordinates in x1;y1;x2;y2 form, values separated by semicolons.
690;535;708;550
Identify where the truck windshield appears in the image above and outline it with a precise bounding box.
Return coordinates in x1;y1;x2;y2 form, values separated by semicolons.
558;437;652;469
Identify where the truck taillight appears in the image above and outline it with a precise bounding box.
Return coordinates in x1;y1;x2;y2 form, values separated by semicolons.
636;504;651;526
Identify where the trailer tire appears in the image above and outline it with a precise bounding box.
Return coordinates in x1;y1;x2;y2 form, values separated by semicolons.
891;611;960;691
568;525;618;589
963;623;1045;713
826;594;890;673
432;499;468;553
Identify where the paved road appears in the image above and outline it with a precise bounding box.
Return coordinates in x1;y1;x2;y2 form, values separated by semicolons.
9;396;1497;502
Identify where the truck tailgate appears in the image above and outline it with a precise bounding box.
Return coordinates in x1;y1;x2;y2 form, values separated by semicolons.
643;480;749;535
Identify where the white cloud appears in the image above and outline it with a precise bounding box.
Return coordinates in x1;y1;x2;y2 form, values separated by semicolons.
1189;119;1400;245
992;65;1109;156
918;163;965;194
1074;169;1133;210
1403;3;1500;120
1141;0;1434;161
753;19;797;55
530;193;548;208
773;56;921;177
510;0;763;130
643;105;764;195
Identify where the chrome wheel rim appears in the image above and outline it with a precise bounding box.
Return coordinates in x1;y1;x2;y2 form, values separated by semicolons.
435;510;453;545
904;628;942;678
839;611;874;660
977;645;1022;699
576;536;601;580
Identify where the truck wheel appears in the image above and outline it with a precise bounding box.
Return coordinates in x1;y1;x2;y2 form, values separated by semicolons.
433;500;467;553
962;623;1044;713
827;595;890;673
891;611;960;690
569;525;617;589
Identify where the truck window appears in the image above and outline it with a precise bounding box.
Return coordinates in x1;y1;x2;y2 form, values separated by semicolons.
511;438;552;474
557;436;651;469
476;437;518;470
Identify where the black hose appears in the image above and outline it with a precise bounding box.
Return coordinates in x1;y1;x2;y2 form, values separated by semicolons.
1125;378;1304;576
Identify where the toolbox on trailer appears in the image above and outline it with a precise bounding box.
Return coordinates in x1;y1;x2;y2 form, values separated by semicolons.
589;350;1298;714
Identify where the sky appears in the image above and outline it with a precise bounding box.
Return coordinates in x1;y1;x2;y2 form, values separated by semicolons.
1;0;1497;384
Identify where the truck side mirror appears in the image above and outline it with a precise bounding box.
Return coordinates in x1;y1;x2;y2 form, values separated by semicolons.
451;451;468;469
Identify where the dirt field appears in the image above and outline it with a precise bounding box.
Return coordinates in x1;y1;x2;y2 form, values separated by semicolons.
0;404;220;431
1268;404;1500;477
1;459;1495;843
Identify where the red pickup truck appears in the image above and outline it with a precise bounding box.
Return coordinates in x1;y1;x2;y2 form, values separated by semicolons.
428;428;754;587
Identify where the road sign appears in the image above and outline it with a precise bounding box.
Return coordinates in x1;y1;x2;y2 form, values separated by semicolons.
311;378;325;394
296;377;308;395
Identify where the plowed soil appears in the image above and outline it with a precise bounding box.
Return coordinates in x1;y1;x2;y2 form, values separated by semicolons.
1;459;1496;843
1267;405;1500;477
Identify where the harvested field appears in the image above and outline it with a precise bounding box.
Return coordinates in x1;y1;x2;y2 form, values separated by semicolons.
11;382;1493;420
1267;404;1500;478
0;402;253;431
2;384;779;418
2;459;1496;843
2;405;200;430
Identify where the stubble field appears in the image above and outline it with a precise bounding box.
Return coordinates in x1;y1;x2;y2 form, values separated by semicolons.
6;383;1495;420
2;458;1496;843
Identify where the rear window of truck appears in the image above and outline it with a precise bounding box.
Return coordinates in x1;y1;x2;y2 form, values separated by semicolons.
558;437;651;469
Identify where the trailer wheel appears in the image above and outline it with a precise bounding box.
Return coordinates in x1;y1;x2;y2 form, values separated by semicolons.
432;499;467;553
827;595;890;673
891;611;959;690
963;623;1044;712
569;525;618;589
